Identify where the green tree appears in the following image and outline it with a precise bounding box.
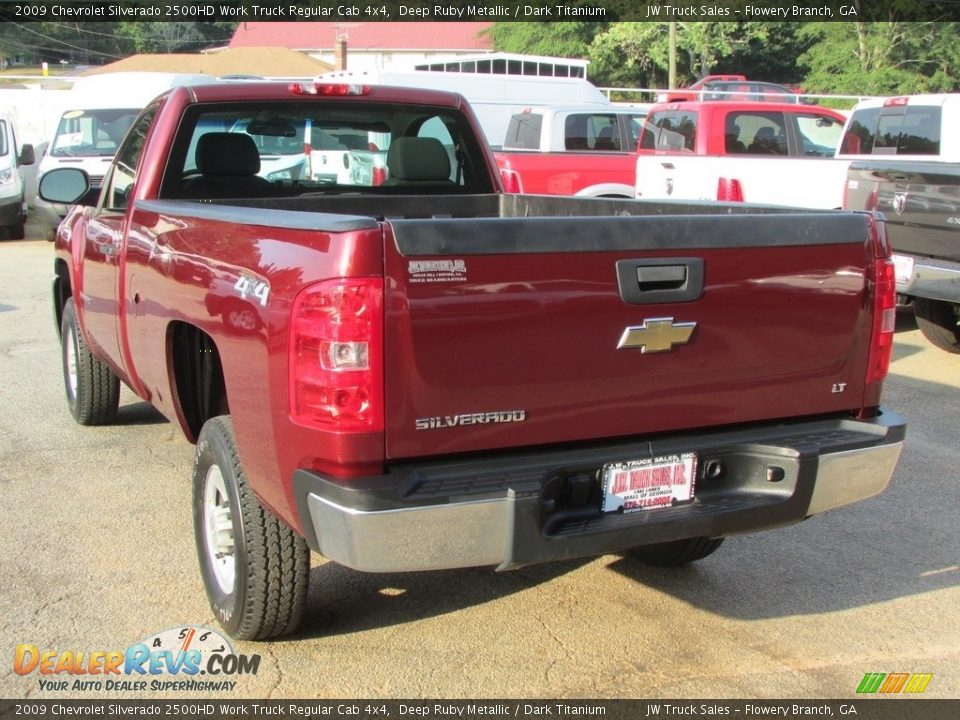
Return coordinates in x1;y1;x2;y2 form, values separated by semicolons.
799;21;960;95
116;22;237;54
715;23;808;85
485;22;606;63
588;22;768;88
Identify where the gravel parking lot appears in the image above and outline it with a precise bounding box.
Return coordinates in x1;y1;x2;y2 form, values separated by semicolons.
1;232;957;700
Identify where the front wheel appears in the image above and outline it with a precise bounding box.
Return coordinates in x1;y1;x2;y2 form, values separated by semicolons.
625;537;724;567
60;298;120;425
193;416;311;641
914;298;960;354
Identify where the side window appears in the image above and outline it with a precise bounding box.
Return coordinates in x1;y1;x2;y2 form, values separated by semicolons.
661;111;697;152
589;114;620;151
104;106;157;212
732;112;787;155
724;113;748;154
564;114;591;150
795;113;844;157
637;112;666;151
628;115;645;149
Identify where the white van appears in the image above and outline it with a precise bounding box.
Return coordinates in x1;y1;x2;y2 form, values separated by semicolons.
319;55;612;146
0;112;35;239
34;72;210;240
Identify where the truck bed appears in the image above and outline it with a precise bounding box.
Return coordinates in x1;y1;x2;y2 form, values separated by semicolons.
136;194;884;461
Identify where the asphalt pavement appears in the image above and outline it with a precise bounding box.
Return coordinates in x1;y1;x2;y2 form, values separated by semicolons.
0;234;957;700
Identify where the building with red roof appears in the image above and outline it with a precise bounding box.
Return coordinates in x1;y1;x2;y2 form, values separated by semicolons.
229;22;494;73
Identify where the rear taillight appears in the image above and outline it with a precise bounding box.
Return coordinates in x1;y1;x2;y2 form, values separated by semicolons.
371;165;387;187
290;278;384;431
500;167;523;194
716;177;744;202
866;218;896;385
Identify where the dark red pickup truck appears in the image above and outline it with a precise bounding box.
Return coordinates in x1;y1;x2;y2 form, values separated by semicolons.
42;81;905;641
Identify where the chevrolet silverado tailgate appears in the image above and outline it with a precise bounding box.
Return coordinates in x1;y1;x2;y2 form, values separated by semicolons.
383;210;877;460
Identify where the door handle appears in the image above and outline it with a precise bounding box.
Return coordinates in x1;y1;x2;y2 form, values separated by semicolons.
616;258;704;305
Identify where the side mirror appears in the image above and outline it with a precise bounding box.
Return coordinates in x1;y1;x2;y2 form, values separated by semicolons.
39;168;91;205
18;144;35;166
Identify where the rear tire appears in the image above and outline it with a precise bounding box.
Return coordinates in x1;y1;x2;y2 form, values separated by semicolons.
193;416;310;641
60;298;120;425
626;537;724;567
914;298;960;354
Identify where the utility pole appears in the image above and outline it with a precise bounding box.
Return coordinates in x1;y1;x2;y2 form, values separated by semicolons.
668;22;677;89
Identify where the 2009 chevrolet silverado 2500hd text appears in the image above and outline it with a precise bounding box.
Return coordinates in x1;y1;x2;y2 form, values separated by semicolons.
635;101;848;207
494;106;647;198
41;81;905;641
840;94;960;353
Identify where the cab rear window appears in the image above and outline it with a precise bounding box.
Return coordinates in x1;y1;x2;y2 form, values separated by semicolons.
841;105;941;156
504;113;542;150
637;110;697;152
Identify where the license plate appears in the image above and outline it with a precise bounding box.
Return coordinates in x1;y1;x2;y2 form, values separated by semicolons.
601;453;697;514
892;254;914;286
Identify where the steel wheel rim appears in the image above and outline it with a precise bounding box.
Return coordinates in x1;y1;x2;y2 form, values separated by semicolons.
203;466;236;594
65;324;78;401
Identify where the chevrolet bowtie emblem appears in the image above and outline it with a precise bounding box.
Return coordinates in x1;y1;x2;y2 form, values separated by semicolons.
617;318;697;353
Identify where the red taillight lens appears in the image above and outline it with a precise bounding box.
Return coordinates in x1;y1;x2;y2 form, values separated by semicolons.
499;167;523;193
290;278;384;431
371;165;387;187
717;177;744;202
867;258;896;384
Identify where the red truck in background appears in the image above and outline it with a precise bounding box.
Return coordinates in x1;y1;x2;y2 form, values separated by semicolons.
494;105;647;198
635;101;849;207
42;81;904;641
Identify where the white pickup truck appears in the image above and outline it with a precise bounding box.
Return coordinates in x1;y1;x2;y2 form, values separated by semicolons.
634;101;849;208
841;94;960;352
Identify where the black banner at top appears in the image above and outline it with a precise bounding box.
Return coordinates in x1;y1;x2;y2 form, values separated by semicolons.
1;0;959;23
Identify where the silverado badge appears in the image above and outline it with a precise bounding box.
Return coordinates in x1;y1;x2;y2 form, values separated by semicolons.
617;318;697;353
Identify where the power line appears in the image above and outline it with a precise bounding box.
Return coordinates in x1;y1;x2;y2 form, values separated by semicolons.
5;21;126;59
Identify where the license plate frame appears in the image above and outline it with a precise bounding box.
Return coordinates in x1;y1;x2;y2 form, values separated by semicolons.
600;453;697;514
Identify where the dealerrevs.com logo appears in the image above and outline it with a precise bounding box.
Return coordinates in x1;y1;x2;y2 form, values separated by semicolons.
14;626;259;693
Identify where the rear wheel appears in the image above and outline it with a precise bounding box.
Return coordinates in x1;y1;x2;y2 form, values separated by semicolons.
193;416;310;640
626;537;724;567
914;298;960;354
60;298;120;425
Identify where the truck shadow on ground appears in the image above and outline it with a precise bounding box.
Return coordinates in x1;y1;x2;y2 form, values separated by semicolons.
115;401;168;426
295;366;957;632
892;308;925;363
296;558;592;638
603;369;958;622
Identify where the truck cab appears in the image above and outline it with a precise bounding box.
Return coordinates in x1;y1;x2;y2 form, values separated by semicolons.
635;101;847;207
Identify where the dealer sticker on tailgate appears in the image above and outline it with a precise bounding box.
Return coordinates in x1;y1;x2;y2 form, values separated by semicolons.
601;453;697;513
